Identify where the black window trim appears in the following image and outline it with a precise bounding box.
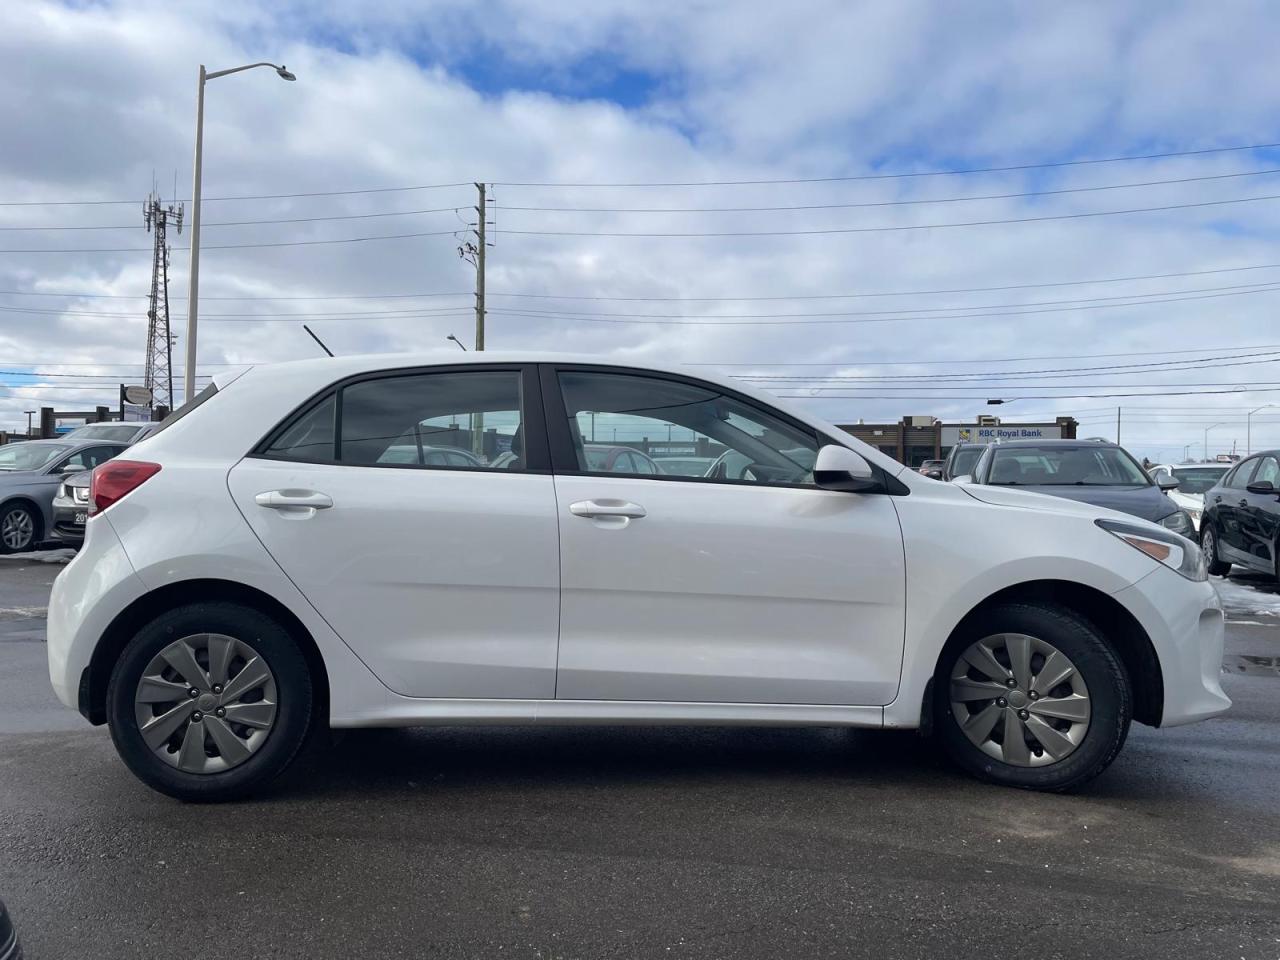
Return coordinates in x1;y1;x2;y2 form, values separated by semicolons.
248;362;551;474
539;362;902;494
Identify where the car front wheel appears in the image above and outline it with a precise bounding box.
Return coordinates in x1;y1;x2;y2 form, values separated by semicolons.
1201;525;1231;577
106;602;313;801
934;602;1131;792
0;503;38;554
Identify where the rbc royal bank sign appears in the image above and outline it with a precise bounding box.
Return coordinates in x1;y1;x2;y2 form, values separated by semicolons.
941;424;1062;445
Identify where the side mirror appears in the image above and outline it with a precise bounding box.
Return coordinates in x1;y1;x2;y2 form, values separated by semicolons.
952;474;973;485
60;462;83;473
1247;479;1277;495
923;468;943;480
1157;476;1180;491
813;445;877;492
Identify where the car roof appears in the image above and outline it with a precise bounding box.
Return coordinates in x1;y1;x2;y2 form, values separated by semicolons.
9;437;126;449
988;439;1118;448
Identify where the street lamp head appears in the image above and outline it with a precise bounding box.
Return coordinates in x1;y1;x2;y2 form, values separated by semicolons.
276;66;296;81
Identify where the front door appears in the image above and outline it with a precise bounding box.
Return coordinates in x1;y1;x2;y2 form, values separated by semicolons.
545;367;907;706
1240;454;1280;572
1214;457;1258;563
227;364;561;700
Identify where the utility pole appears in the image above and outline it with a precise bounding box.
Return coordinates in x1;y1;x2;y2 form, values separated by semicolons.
1116;406;1121;445
474;182;486;352
143;192;183;412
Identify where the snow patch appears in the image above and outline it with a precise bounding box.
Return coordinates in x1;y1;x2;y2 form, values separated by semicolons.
1212;577;1280;618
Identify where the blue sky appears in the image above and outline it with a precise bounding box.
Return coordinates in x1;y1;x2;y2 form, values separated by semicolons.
2;0;1280;460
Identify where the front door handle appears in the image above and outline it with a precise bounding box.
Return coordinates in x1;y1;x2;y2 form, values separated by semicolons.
254;490;334;515
569;499;647;519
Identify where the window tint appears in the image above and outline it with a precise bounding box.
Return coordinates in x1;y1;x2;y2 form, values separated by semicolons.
1224;459;1256;489
949;445;983;476
558;371;818;485
1254;456;1280;487
265;395;336;462
341;371;522;470
986;445;1148;486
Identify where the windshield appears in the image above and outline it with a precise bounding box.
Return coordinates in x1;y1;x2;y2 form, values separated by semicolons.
1171;466;1228;494
0;441;71;472
950;445;984;476
987;445;1150;486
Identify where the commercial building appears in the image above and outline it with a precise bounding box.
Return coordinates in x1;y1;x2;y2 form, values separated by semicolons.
835;415;1079;468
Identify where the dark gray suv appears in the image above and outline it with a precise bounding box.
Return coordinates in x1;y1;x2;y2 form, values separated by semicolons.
969;439;1194;537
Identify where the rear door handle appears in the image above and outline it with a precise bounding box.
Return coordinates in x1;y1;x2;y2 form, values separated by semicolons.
569;499;646;519
254;490;334;514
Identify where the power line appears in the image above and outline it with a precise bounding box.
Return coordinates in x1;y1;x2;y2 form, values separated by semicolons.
488;284;1280;325
496;168;1280;212
0;206;468;232
686;343;1280;367
778;386;1280;400
0;229;463;254
495;193;1280;237
494;141;1280;187
0;183;472;208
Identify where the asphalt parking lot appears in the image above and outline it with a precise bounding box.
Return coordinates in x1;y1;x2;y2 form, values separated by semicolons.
1;558;1278;959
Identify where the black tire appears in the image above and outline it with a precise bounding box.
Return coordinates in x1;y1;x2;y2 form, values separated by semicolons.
106;602;313;802
1201;524;1231;577
933;602;1131;792
0;502;40;554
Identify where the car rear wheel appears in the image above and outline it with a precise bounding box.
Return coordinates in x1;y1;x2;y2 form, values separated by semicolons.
0;503;38;554
1201;525;1231;577
106;602;313;801
934;602;1131;792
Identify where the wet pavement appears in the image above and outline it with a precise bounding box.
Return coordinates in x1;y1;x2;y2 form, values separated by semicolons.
1;557;1278;959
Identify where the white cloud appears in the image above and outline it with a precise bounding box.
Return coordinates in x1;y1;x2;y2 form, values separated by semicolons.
1;0;1279;461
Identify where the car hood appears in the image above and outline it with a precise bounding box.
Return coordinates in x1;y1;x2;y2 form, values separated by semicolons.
1168;489;1204;509
0;469;44;483
964;482;1176;522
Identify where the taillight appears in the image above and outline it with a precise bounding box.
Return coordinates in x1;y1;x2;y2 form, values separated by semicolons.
89;460;161;515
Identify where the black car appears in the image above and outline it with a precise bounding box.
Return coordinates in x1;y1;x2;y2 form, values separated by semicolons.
0;896;20;960
969;439;1194;537
1199;449;1280;579
943;442;987;481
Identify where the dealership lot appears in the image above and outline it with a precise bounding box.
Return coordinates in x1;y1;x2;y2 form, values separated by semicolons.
2;557;1278;959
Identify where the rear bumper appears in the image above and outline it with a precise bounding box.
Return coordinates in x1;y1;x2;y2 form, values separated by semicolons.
47;516;147;717
1113;569;1230;727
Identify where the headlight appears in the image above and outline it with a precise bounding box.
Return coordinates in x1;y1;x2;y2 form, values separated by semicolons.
1159;509;1195;537
1096;518;1207;581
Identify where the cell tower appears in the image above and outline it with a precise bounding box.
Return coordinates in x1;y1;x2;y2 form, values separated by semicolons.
142;193;183;411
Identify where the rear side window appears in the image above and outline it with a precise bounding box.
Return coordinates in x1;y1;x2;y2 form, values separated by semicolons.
1223;459;1257;489
261;370;524;471
265;395;336;462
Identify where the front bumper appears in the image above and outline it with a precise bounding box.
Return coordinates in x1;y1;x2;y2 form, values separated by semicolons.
1113;567;1230;727
50;501;87;544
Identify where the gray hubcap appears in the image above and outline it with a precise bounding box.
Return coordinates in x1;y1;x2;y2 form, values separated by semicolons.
949;633;1091;767
1;508;34;550
1203;529;1217;562
134;633;278;774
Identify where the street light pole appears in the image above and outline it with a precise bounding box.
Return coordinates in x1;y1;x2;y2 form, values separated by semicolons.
184;61;295;404
1205;422;1225;462
1247;404;1277;455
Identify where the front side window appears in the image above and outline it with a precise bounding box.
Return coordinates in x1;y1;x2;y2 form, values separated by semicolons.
949;445;983;477
558;371;818;486
341;371;522;470
0;442;70;472
986;445;1149;486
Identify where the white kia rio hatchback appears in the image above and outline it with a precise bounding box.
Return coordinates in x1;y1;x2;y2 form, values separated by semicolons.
47;354;1230;800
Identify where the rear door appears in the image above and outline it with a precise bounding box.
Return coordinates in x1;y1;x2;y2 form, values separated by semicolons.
227;363;561;700
1213;458;1258;562
1240;455;1280;571
545;365;907;706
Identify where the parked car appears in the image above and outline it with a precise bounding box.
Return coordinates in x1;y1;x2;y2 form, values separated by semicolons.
943;442;988;482
654;456;716;477
0;895;19;960
969;439;1195;538
51;425;167;547
917;459;946;479
1199;450;1280;580
48;354;1228;800
706;446;816;482
0;439;128;553
582;442;663;475
63;421;158;444
1147;463;1229;531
